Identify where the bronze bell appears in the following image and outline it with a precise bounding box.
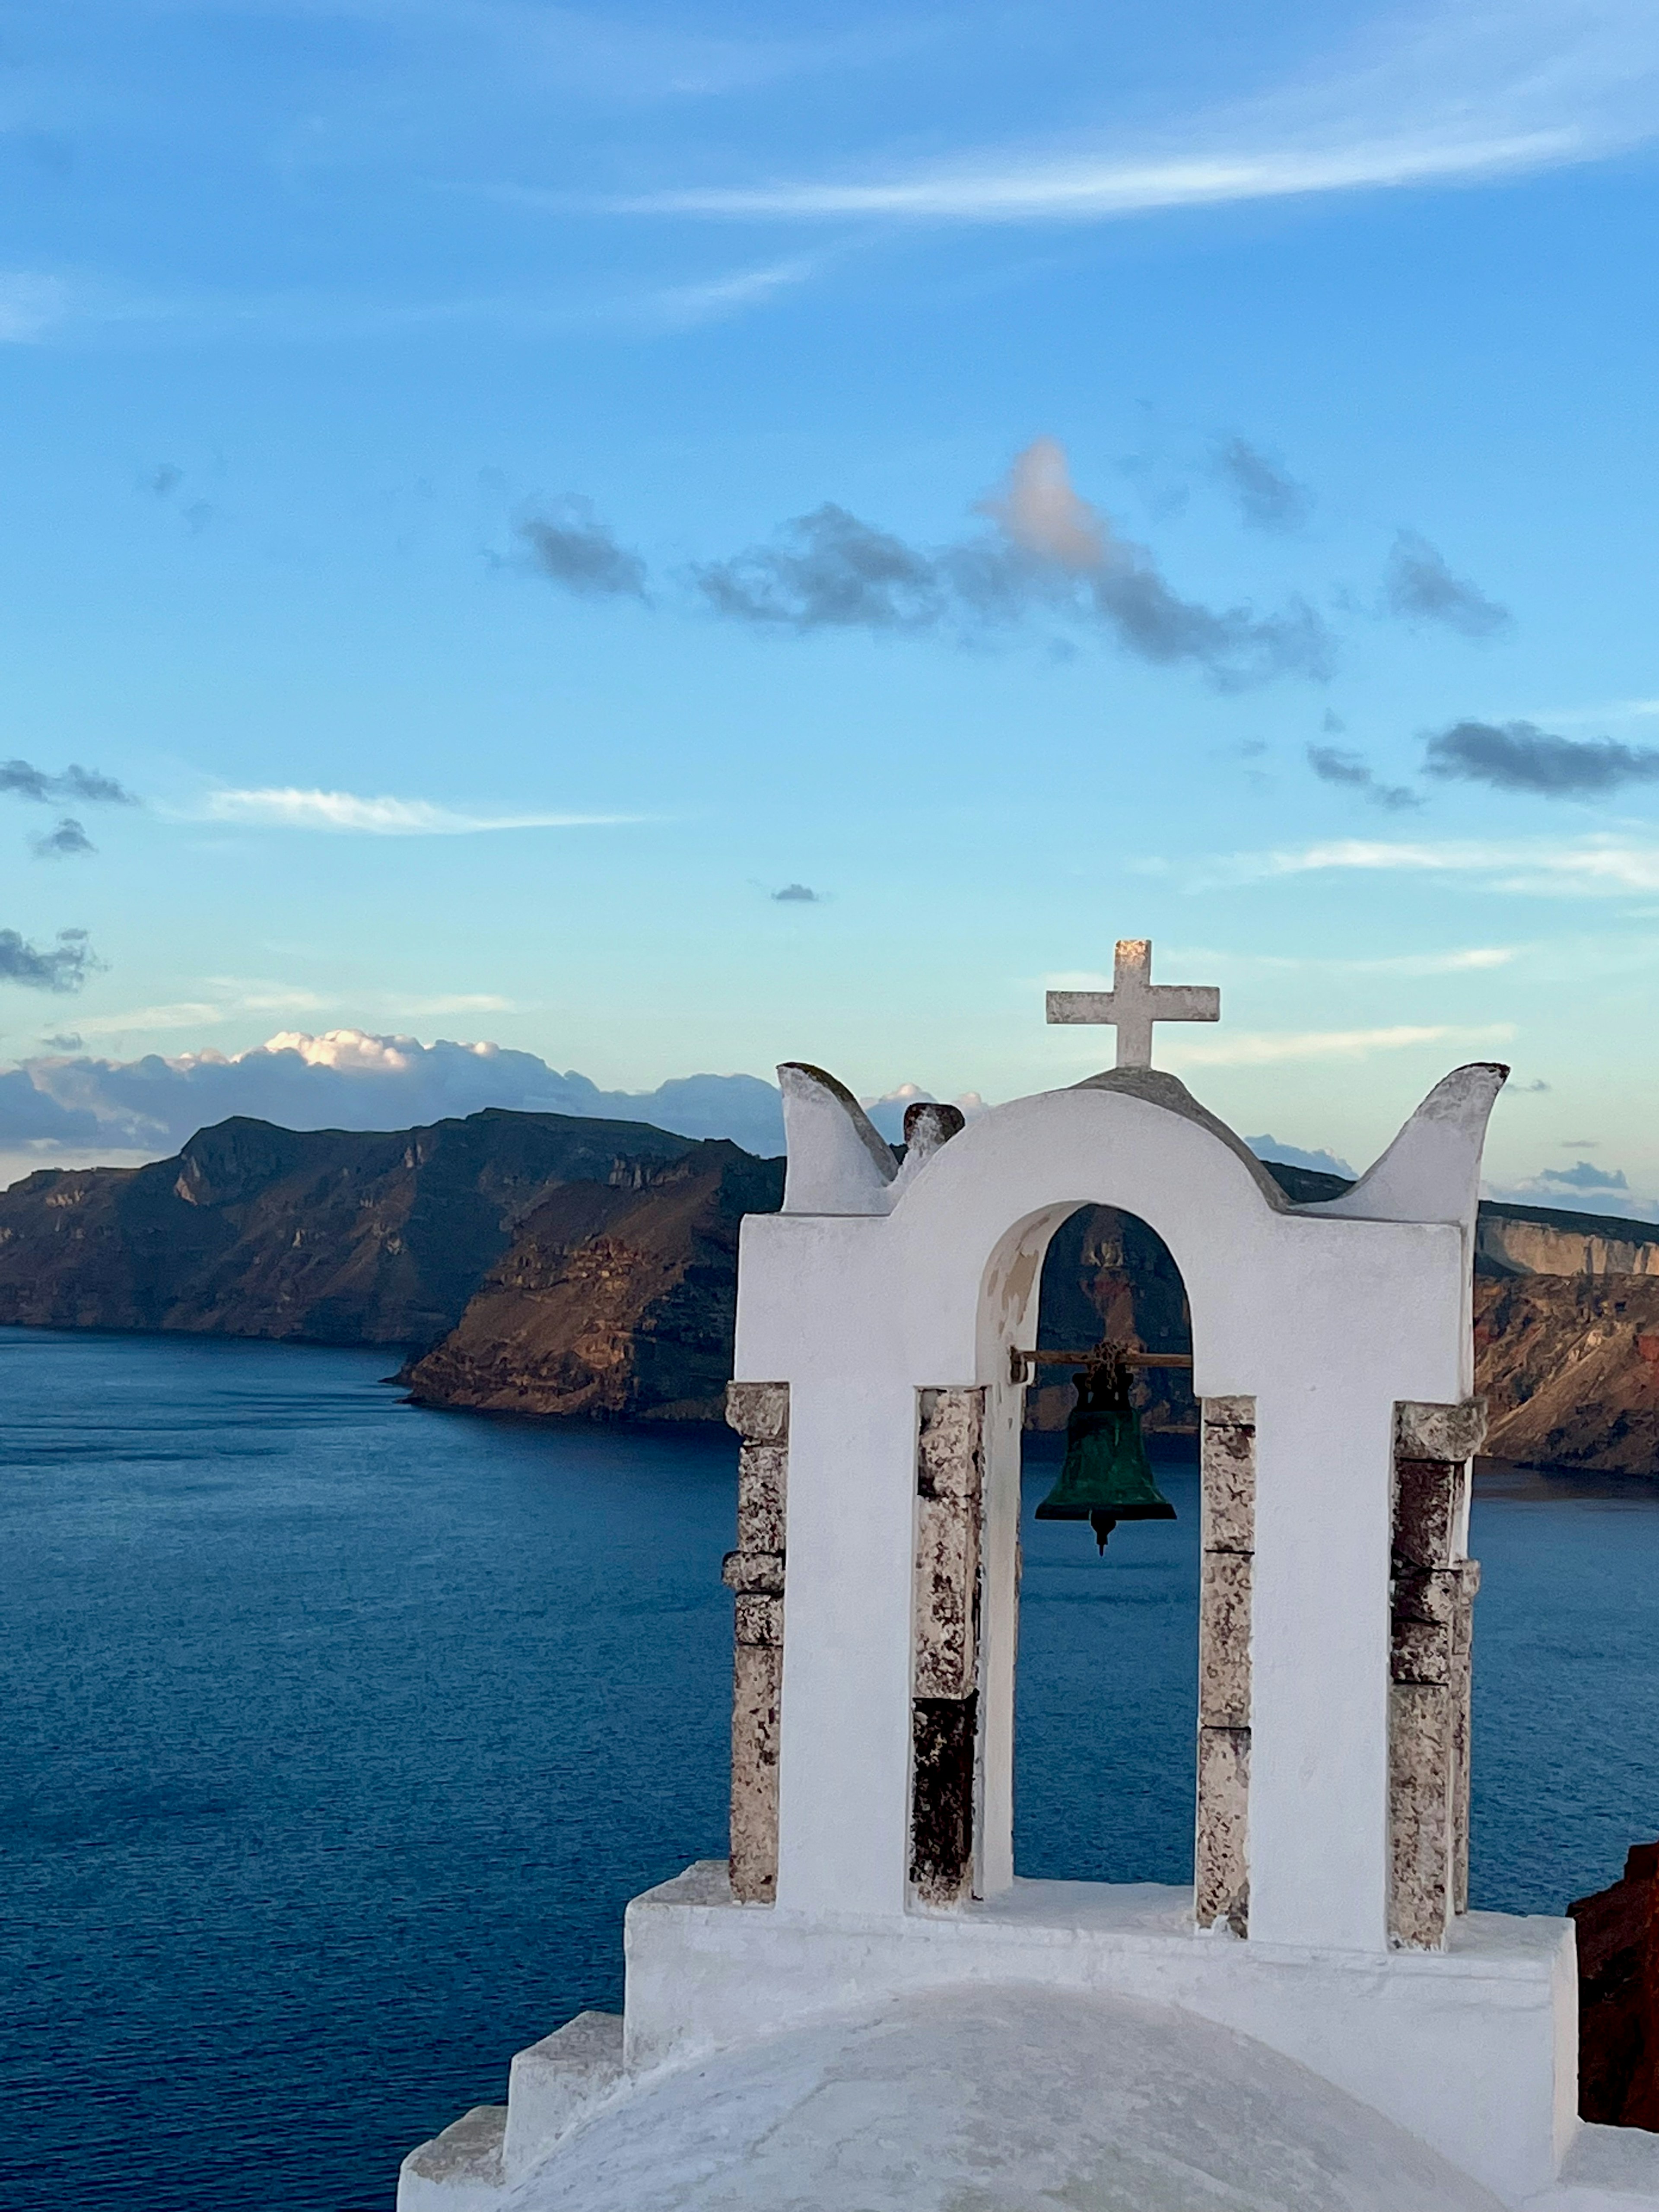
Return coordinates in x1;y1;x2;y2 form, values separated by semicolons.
1035;1347;1177;1553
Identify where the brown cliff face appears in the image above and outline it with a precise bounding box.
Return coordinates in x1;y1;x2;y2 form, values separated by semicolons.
0;1109;711;1347
404;1144;783;1421
1475;1274;1659;1474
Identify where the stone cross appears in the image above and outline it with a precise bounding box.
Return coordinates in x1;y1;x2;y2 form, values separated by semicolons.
1046;938;1220;1069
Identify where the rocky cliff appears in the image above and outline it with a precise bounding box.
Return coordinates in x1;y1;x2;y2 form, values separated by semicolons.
6;1109;1659;1467
0;1110;739;1348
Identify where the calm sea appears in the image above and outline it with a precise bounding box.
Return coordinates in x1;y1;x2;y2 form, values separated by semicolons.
5;1328;1659;2210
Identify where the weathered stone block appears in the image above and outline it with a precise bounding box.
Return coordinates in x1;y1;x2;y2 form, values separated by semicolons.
1390;1681;1453;1949
1391;1614;1454;1686
1201;1398;1255;1552
917;1388;983;1505
1396;1396;1487;1463
734;1592;782;1649
910;1693;977;1906
721;1549;784;1597
1195;1726;1250;1934
1199;1550;1252;1727
914;1495;979;1698
737;1442;787;1553
1392;1565;1462;1630
1203;1395;1255;1431
731;1642;782;1904
1394;1459;1460;1570
725;1380;788;1446
913;1387;983;1703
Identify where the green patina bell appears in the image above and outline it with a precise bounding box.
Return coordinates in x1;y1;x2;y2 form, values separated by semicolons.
1036;1348;1177;1554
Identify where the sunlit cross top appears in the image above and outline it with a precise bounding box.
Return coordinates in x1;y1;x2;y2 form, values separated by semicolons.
1046;938;1220;1070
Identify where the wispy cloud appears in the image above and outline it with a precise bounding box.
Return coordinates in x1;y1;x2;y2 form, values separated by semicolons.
642;256;818;328
0;274;70;344
613;1;1659;226
1167;1021;1514;1068
1158;944;1521;976
193;788;639;833
1179;834;1659;895
1211;438;1310;531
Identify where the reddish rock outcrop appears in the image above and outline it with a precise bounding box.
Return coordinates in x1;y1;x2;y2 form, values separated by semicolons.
1571;1844;1659;2129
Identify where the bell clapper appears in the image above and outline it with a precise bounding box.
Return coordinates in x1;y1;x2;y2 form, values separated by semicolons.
1089;1510;1117;1553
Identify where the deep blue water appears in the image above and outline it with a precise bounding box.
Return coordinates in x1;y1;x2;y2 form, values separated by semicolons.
5;1329;1659;2210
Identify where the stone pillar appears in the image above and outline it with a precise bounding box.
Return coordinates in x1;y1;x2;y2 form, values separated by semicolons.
1196;1395;1255;1934
721;1381;789;1904
1389;1398;1485;1949
910;1387;985;1907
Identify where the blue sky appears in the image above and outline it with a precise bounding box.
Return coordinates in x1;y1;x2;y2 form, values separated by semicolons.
3;0;1659;1205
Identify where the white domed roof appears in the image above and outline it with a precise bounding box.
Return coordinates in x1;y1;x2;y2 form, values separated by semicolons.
500;1984;1505;2212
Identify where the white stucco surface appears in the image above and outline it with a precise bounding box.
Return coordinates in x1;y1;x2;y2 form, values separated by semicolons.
496;1983;1507;2212
623;1864;1577;2204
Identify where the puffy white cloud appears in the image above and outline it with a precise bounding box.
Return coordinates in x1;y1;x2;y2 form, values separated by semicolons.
3;1028;789;1162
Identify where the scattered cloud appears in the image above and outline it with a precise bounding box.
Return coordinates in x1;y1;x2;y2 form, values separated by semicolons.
1307;743;1420;810
0;927;100;993
1424;718;1659;796
1382;531;1509;637
694;439;1333;689
1542;1159;1628;1190
30;817;95;859
1178;835;1659;896
1247;1134;1357;1178
0;759;138;806
1487;1159;1658;1216
1165;943;1519;976
38;1033;82;1052
772;883;822;903
1168;1021;1513;1067
611;1;1659;226
517;497;648;600
1212;438;1310;530
699;505;941;632
193;788;639;834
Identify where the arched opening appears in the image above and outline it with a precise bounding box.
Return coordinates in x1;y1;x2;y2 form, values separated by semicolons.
1012;1204;1201;1886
